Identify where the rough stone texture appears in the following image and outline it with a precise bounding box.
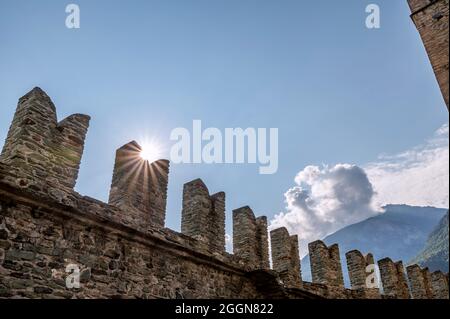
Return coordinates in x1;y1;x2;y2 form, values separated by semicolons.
232;206;269;270
0;167;322;299
406;264;434;299
0;87;90;202
329;244;344;287
430;270;449;299
0;196;261;299
346;250;373;289
270;227;302;288
345;250;380;298
181;179;225;253
308;240;344;288
408;0;449;109
108;141;169;229
378;258;411;299
395;261;411;298
255;217;270;270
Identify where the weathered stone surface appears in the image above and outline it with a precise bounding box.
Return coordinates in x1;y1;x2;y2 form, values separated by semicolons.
406;264;434;299
430;270;449;299
270;227;302;288
255;216;270;270
0;193;264;299
345;250;380;298
308;241;344;288
5;249;36;261
408;0;449;109
0;87;90;195
232;206;269;270
378;258;410;299
181;179;225;253
108;141;169;229
0;229;8;240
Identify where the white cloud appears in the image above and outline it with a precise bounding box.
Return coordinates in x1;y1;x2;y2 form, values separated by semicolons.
270;123;449;257
225;233;233;253
365;123;449;209
270;164;380;257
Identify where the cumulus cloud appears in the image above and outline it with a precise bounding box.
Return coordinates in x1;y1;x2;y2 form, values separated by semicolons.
225;233;233;253
365;123;449;209
270;123;449;257
270;164;380;256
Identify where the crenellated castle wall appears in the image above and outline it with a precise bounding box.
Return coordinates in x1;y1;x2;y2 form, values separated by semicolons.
0;88;448;299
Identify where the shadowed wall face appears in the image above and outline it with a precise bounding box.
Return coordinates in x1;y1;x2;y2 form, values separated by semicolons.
108;141;169;228
256;217;270;270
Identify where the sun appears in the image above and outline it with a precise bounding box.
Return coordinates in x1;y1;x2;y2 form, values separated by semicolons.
140;141;162;162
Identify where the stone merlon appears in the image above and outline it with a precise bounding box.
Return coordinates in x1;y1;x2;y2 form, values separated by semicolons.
270;227;302;288
430;270;450;299
377;258;410;299
232;206;269;269
0;87;90;196
345;250;380;298
308;240;344;288
108;140;170;228
406;264;433;299
181;178;225;254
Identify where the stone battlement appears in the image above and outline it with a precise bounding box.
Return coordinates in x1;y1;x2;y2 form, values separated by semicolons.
408;0;449;109
0;88;448;299
181;178;225;254
0;87;90;199
109;141;169;229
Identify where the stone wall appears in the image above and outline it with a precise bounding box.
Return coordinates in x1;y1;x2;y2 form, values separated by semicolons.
270;227;302;288
406;264;434;299
430;271;450;299
345;250;380;299
0;87;90;201
0;88;449;299
378;258;411;299
232;206;269;270
308;240;344;288
181;179;225;254
408;0;449;109
109;141;169;229
0;195;260;299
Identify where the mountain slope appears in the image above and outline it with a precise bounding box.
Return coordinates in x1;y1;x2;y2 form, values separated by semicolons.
410;211;449;272
300;204;448;286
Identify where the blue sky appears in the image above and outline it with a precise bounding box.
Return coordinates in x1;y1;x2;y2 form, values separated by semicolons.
0;1;447;240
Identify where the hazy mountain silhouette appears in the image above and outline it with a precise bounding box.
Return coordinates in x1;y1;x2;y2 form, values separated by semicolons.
410;211;449;272
300;204;448;286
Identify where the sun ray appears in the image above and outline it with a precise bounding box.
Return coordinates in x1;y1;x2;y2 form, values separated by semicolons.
139;139;163;163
